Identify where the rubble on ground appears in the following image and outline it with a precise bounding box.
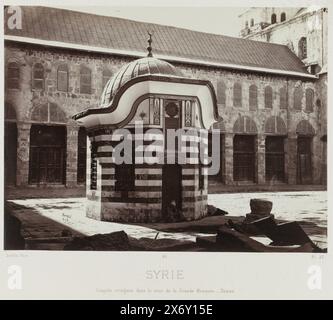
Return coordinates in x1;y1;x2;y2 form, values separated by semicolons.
64;231;133;251
64;231;197;251
243;198;275;223
197;225;325;253
197;198;326;253
248;216;314;246
129;237;198;251
207;205;229;216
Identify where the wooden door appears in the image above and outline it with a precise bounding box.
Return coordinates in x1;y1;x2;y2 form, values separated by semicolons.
29;125;66;184
233;135;255;182
162;164;182;220
162;101;182;220
29;147;65;184
265;136;285;182
297;137;312;184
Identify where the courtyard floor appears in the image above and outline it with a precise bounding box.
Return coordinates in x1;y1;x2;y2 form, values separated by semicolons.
6;191;327;250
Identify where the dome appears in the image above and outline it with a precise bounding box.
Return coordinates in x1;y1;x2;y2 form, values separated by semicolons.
100;57;183;106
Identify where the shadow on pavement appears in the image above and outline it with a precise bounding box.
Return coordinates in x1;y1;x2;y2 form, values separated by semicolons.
4;201;84;250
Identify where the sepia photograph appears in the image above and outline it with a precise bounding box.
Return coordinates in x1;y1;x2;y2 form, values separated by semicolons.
3;4;328;255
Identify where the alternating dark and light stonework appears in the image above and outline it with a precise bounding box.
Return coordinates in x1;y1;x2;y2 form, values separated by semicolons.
74;56;217;222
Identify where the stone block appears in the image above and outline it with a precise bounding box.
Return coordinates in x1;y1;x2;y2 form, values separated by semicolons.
250;198;273;215
64;231;132;250
244;213;275;223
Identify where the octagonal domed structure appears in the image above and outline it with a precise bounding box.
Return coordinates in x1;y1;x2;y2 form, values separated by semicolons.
101;57;184;107
73;53;219;223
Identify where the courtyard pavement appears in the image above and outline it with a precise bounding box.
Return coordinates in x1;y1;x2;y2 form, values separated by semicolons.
6;191;327;249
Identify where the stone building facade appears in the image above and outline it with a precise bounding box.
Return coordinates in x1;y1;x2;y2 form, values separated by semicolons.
4;6;327;193
239;7;328;71
238;6;328;184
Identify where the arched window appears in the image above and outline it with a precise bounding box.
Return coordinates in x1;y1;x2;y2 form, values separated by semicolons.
296;120;315;136
298;37;307;59
279;87;288;109
305;88;314;112
49;103;67;123
233;116;257;134
102;69;112;89
80;66;91;94
216;80;226;105
233;82;242;107
7;62;20;89
271;13;277;24
250;18;254;27
281;12;286;22
31;102;66;123
249;84;258;110
31;103;48;122
264;86;273;108
32;63;44;90
265;116;287;135
57;64;68;92
294;87;303;111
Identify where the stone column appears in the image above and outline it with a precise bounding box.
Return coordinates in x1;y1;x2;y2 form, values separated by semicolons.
256;134;266;184
224;133;234;185
287;133;297;184
66;124;79;187
16;122;31;186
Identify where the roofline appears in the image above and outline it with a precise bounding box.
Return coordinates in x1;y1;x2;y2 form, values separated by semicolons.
73;74;219;122
4;35;317;80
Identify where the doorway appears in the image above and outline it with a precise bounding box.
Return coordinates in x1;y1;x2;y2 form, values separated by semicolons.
29;125;66;184
4;122;17;186
162;164;182;220
265;136;285;182
233;135;255;182
297;136;312;184
162;101;182;220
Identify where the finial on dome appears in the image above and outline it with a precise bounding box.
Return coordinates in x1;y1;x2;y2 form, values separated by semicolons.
147;32;153;57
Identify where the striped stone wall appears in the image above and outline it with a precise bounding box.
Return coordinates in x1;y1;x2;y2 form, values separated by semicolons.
85;125;209;222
